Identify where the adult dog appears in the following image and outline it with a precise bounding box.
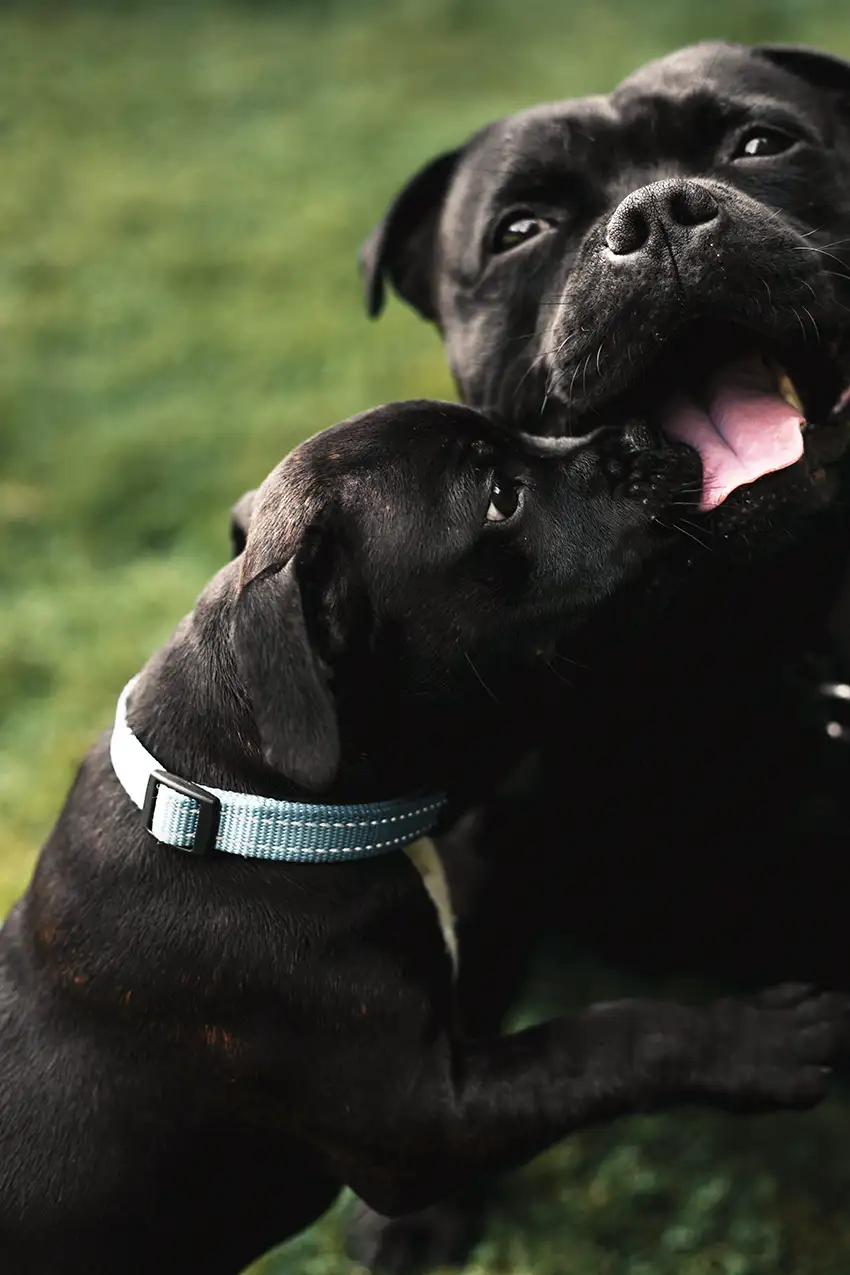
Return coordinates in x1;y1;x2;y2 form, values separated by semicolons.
363;38;850;996
6;401;841;1274
357;41;850;1271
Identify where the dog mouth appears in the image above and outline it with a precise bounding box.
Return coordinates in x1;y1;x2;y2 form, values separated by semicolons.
659;344;848;511
564;323;850;511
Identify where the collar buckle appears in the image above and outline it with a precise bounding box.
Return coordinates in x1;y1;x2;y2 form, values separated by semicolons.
143;770;221;855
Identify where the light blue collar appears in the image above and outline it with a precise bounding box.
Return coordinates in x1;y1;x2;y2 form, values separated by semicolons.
109;677;447;862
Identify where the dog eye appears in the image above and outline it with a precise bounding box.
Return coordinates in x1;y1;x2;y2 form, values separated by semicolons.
492;213;548;254
732;128;796;160
485;475;521;522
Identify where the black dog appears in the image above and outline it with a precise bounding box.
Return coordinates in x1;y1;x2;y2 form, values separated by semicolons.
364;42;850;466
362;38;850;994
356;42;850;1271
7;401;844;1274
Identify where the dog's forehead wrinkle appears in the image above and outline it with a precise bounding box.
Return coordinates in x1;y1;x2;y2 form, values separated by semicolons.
615;41;837;115
486;107;614;173
613;41;747;94
499;96;615;135
453;106;606;208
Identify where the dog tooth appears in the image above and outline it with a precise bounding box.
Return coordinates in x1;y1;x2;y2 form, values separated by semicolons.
777;369;805;415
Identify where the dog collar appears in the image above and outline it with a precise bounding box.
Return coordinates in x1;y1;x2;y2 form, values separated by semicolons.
109;677;447;862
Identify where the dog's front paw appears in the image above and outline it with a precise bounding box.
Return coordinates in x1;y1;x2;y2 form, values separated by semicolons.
698;983;850;1112
346;1191;487;1275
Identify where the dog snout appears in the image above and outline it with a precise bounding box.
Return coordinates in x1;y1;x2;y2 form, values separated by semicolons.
605;179;719;257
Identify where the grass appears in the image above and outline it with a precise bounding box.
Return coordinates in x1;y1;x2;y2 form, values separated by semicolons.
2;1;850;1271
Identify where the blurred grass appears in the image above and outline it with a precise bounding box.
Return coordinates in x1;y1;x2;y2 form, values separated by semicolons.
3;1;850;1271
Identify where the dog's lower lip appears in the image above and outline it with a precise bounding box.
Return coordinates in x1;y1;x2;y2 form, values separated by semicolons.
805;420;850;467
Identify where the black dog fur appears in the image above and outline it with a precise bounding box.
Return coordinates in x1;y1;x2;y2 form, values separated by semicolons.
356;41;850;1271
362;36;850;1013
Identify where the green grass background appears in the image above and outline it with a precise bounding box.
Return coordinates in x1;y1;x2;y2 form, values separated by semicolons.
3;1;850;1271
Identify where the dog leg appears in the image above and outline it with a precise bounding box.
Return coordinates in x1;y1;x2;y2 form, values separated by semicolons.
347;800;547;1273
347;1189;489;1275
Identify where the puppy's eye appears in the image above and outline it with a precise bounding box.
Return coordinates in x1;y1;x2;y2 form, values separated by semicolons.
485;475;521;523
492;213;549;254
732;128;796;160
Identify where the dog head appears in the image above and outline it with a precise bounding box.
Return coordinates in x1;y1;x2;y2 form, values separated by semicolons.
362;43;850;531
225;401;665;794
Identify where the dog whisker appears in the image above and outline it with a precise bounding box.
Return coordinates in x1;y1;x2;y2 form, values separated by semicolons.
652;514;716;551
793;275;819;304
580;351;593;400
798;303;821;342
464;652;500;703
792;244;850;271
545;660;573;687
785;304;808;342
820;268;850;287
551;650;591;670
564;359;584;412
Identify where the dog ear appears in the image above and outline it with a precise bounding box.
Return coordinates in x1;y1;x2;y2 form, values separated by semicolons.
229;489;256;559
232;510;341;793
359;148;462;322
756;45;850;95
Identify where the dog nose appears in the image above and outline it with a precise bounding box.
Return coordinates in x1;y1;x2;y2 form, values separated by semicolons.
605;180;719;255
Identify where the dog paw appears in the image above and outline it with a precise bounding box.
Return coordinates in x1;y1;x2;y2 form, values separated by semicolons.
699;983;850;1111
346;1192;487;1274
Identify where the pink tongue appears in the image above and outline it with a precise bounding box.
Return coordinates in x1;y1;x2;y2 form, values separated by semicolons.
659;354;805;511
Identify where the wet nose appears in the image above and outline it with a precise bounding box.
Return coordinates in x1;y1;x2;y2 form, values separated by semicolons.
605;179;719;256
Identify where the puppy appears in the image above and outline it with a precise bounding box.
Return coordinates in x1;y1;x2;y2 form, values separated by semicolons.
356;43;850;1270
1;402;846;1275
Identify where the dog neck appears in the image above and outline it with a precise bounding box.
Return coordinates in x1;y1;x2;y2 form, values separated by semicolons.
125;584;539;811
